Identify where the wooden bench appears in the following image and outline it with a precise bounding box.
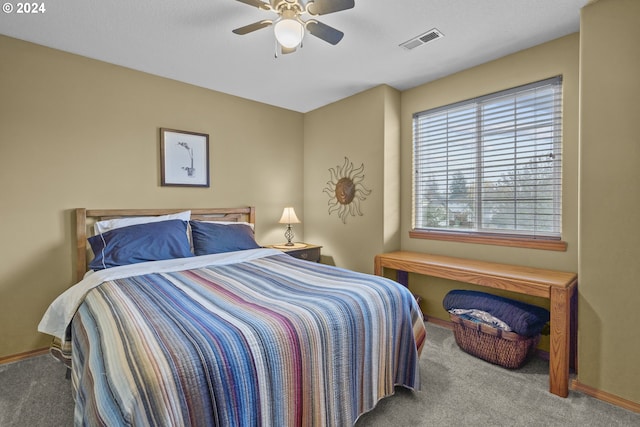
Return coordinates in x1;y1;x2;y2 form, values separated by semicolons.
374;251;577;398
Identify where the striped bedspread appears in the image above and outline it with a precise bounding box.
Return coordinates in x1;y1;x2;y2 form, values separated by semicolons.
60;251;426;426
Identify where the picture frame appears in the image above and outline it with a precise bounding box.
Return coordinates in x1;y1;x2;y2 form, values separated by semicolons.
160;128;210;187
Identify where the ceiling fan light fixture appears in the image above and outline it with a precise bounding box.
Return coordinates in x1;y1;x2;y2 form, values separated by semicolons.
274;18;304;48
233;0;352;52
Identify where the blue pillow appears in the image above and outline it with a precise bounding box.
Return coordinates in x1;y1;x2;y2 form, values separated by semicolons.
190;221;260;256
88;219;193;270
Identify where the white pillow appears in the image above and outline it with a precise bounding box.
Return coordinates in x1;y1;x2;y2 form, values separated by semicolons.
94;211;191;234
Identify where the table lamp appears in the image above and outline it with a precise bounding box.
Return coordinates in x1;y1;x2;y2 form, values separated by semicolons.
278;207;300;246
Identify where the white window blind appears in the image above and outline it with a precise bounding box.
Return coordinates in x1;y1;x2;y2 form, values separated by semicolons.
413;76;563;239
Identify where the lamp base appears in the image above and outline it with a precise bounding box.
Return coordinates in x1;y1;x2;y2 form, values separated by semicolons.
273;243;307;249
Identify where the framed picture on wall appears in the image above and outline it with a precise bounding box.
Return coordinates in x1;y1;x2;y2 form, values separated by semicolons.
160;128;210;187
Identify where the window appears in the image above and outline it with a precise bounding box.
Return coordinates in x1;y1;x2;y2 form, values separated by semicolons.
412;77;563;248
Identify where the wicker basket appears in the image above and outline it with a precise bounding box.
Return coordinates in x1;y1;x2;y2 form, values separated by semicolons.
449;313;540;369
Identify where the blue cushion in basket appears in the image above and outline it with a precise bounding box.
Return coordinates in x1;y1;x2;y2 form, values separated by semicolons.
443;290;550;337
88;219;193;270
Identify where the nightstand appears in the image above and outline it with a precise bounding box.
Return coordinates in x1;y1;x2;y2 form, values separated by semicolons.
265;243;322;263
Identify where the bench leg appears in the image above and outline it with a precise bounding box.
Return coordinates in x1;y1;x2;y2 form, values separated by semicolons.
549;284;575;397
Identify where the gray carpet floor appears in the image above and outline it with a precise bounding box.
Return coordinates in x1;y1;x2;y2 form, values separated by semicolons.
1;322;639;426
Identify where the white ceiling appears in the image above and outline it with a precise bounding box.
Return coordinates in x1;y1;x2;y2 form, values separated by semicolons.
0;0;588;113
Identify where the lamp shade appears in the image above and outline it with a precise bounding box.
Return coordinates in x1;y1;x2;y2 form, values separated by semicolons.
274;18;304;48
279;207;301;224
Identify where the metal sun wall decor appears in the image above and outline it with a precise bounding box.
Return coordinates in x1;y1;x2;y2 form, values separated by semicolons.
323;157;372;224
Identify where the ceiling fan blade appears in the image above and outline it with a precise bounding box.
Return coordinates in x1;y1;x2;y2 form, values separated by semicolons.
235;0;271;10
306;20;344;45
232;20;273;35
306;0;354;16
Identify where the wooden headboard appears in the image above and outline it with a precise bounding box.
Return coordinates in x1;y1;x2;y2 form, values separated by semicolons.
75;207;256;282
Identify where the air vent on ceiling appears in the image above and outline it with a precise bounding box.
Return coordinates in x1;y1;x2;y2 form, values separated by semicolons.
400;28;444;50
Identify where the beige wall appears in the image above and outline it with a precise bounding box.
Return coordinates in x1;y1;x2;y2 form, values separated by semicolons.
303;85;400;274
399;34;580;324
0;35;304;357
579;0;640;404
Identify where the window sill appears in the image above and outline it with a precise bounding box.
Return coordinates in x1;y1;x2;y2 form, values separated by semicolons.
409;229;567;251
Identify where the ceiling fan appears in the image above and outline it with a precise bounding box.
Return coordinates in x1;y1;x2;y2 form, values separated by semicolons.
232;0;355;55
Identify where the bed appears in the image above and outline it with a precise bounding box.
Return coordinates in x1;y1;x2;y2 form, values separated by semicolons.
38;207;426;426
